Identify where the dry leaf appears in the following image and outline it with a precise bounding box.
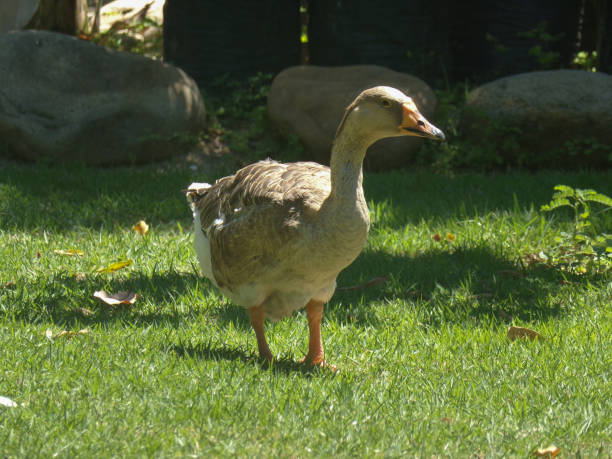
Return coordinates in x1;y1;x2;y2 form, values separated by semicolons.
56;330;76;338
53;249;84;257
75;307;94;317
93;290;139;306
534;445;560;457
523;252;548;266
0;396;18;408
96;260;132;274
132;220;149;235
432;233;442;242
507;326;543;342
2;281;16;289
45;328;89;340
73;273;88;282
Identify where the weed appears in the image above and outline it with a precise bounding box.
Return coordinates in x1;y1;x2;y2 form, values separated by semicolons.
541;185;612;273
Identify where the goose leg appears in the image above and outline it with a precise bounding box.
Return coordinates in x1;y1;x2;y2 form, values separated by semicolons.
300;300;334;369
248;305;273;362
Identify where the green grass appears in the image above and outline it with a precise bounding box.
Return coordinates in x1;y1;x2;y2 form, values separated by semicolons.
0;161;610;457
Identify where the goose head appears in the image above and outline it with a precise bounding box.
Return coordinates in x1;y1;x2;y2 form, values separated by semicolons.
336;86;445;150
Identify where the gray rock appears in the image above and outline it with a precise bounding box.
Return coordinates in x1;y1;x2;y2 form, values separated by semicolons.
0;0;38;34
0;30;206;165
461;70;612;167
267;65;437;170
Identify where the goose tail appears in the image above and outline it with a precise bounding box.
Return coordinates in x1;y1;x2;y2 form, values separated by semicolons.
185;182;212;206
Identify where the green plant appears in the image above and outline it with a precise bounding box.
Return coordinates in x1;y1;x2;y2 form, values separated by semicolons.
541;185;612;273
518;22;564;70
573;50;598;72
90;17;163;60
209;72;273;118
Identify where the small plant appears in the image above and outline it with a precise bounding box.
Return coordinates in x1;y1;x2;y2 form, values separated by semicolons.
573;50;598;72
87;17;163;60
541;185;612;273
518;22;564;70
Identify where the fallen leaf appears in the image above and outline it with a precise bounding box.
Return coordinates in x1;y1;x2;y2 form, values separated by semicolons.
523;252;547;266
56;330;76;338
507;326;543;342
73;273;88;282
0;396;18;408
96;260;132;274
534;445;560;457
53;249;84;257
441;417;453;423
132;220;149;235
36;251;41;259
93;290;139;306
45;328;89;340
432;233;442;242
2;281;16;289
337;275;388;292
75;307;94;317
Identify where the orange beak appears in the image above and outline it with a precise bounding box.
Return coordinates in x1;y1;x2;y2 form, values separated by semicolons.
400;102;445;141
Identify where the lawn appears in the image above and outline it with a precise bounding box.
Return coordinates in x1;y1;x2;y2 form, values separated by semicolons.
0;161;610;457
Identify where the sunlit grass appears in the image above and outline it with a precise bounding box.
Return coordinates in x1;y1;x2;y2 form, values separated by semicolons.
1;162;610;456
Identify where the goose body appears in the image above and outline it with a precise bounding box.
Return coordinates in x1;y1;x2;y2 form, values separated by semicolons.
187;86;444;365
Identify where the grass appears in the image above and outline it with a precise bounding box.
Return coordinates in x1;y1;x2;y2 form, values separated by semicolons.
0;161;611;457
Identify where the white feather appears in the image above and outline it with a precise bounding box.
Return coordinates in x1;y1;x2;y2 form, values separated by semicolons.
192;207;216;285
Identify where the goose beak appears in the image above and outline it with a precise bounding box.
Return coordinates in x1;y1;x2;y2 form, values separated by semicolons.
400;102;445;141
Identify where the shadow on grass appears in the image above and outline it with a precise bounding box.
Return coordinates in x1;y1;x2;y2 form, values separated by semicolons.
2;161;610;233
171;341;336;377
9;245;606;332
3;162;610;367
8;269;200;326
326;245;608;326
0;161;200;232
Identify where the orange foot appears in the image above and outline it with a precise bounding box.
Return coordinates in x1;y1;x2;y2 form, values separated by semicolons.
299;354;337;372
300;300;337;371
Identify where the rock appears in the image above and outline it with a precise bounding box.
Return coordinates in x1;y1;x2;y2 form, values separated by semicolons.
267;65;437;170
0;0;39;34
97;0;165;32
461;70;612;168
0;30;206;165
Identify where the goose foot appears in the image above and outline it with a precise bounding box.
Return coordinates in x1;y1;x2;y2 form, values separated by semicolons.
299;300;337;371
248;304;273;363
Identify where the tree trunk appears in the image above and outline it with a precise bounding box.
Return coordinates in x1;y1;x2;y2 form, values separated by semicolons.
25;0;87;35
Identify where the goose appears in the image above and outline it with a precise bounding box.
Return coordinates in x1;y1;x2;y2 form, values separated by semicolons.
186;86;444;367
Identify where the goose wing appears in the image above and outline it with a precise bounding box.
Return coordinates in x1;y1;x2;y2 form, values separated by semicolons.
187;159;331;290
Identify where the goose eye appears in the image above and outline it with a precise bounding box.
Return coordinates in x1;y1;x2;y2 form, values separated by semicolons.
381;99;391;108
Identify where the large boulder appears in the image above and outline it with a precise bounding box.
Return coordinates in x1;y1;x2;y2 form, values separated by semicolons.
0;30;206;165
267;65;437;171
461;70;612;168
0;0;39;34
1;0;86;36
